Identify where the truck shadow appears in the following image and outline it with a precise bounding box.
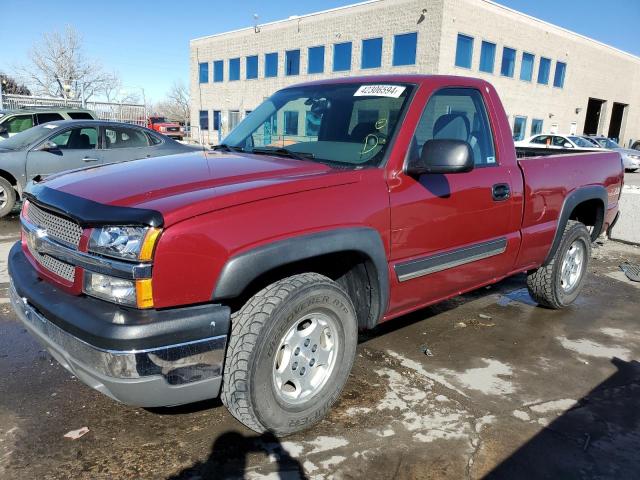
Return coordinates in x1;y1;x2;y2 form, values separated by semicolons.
167;430;307;480
485;357;640;479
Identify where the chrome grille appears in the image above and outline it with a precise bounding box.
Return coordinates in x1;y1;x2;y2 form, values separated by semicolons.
27;203;83;248
25;236;76;282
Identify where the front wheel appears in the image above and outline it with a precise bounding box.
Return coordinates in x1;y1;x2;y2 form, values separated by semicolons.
526;220;591;309
221;273;358;435
0;177;17;218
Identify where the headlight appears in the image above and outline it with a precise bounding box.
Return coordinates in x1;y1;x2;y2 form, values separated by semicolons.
160;126;167;132
83;271;153;308
89;227;161;261
629;154;640;160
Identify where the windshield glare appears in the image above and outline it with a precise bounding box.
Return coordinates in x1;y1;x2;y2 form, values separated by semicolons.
596;138;620;149
0;124;53;150
223;83;414;167
569;136;595;148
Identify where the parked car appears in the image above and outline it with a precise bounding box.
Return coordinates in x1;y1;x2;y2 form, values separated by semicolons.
0;120;199;217
0;107;96;141
515;133;600;150
579;136;603;148
146;116;184;140
588;135;640;171
8;75;623;436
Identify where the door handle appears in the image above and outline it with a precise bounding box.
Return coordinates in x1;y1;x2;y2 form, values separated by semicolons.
83;157;99;162
492;183;511;201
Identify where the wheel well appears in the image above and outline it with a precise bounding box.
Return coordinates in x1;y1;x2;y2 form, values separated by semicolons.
0;169;18;187
225;251;380;331
569;198;604;241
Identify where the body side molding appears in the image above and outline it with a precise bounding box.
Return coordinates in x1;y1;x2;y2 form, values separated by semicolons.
212;227;389;327
394;237;508;282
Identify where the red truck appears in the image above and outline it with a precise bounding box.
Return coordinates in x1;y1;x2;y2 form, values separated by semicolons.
9;75;623;435
146;116;184;140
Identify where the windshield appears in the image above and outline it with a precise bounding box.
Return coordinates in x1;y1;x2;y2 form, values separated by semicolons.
0;124;55;150
151;117;167;123
223;83;414;167
596;137;620;149
569;136;596;148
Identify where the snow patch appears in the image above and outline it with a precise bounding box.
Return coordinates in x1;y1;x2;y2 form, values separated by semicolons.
320;455;346;469
557;336;631;360
512;410;530;421
307;436;349;454
444;359;515;395
529;399;577;414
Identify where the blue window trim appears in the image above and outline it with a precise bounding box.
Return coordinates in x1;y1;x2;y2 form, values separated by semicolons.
213;60;224;82
519;52;535;82
333;41;352;72
479;40;496;74
198;62;209;83
513;115;527;141
264;52;278;78
213;110;221;131
553;61;566;88
392;32;418;66
537;57;551;85
361;37;383;69
246;55;258;80
308;45;325;74
531;118;543;135
455;34;474;69
500;46;516;78
199;110;209;131
229;58;240;81
285;49;300;76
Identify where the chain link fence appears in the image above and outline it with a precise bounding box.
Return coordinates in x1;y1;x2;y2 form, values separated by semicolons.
1;94;147;126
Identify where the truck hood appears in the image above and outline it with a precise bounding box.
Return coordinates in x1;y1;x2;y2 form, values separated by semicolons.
39;151;359;226
154;122;180;128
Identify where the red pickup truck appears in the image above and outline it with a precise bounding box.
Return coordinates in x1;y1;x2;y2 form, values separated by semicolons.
147;116;184;140
9;75;623;435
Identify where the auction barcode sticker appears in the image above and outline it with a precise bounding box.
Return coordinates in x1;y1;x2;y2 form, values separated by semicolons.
354;85;406;98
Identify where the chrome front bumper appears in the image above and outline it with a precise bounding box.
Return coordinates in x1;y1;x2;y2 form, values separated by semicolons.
10;282;227;407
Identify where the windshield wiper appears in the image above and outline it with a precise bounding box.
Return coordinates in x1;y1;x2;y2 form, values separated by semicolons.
211;143;244;153
250;147;314;161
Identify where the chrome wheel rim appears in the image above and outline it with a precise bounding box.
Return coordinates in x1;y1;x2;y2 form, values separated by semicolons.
0;186;7;210
560;240;585;292
272;312;339;405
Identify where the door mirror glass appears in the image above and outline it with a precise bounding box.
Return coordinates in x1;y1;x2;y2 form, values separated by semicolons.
36;140;59;152
406;139;474;176
0;125;7;135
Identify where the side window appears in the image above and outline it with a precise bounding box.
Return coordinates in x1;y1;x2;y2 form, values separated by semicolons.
67;112;95;120
412;88;496;167
104;127;150;149
553;136;571;148
5;115;34;133
50;127;98;149
531;135;550;145
35;113;64;124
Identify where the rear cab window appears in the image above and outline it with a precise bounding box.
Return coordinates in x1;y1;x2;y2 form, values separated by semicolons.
35;113;64;124
67;112;95;120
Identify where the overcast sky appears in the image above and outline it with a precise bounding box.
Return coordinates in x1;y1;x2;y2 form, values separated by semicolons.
1;0;638;102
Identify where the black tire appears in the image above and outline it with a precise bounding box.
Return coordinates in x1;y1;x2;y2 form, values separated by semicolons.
0;177;17;218
526;220;591;309
221;272;358;435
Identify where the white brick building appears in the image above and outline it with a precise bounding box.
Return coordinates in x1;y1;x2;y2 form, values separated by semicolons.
190;0;640;147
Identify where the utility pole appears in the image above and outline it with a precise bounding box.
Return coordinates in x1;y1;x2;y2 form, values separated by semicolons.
0;79;4;110
80;82;86;108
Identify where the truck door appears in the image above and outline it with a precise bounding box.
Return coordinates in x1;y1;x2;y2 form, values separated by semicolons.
388;87;521;314
26;125;102;181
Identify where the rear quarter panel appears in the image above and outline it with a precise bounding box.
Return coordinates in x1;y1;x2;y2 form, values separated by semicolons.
514;151;623;269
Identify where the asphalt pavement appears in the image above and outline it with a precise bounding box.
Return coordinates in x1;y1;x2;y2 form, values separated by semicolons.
1;215;640;479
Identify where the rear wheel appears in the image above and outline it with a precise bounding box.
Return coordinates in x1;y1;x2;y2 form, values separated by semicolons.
0;177;17;218
221;273;358;435
526;220;591;309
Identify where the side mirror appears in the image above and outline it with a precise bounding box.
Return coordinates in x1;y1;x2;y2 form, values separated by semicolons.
406;139;474;176
563;142;573;148
36;140;59;152
0;125;7;135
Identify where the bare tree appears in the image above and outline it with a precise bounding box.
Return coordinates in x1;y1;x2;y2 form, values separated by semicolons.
18;26;112;102
0;73;31;95
154;81;190;124
102;72;141;104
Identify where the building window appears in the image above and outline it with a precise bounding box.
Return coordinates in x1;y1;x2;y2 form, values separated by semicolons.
229;58;240;81
305;111;321;137
246;55;258;79
308;46;325;74
284;111;299;135
537;57;551;84
553;61;566;88
393;32;417;66
265;52;278;78
333;42;352;72
285;49;300;76
198;62;208;83
520;52;534;81
479;41;496;73
513;116;527;140
199;110;209;131
500;47;516;77
361;37;382;69
213;60;224;82
213;110;221;131
455;34;474;69
531;119;543;135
